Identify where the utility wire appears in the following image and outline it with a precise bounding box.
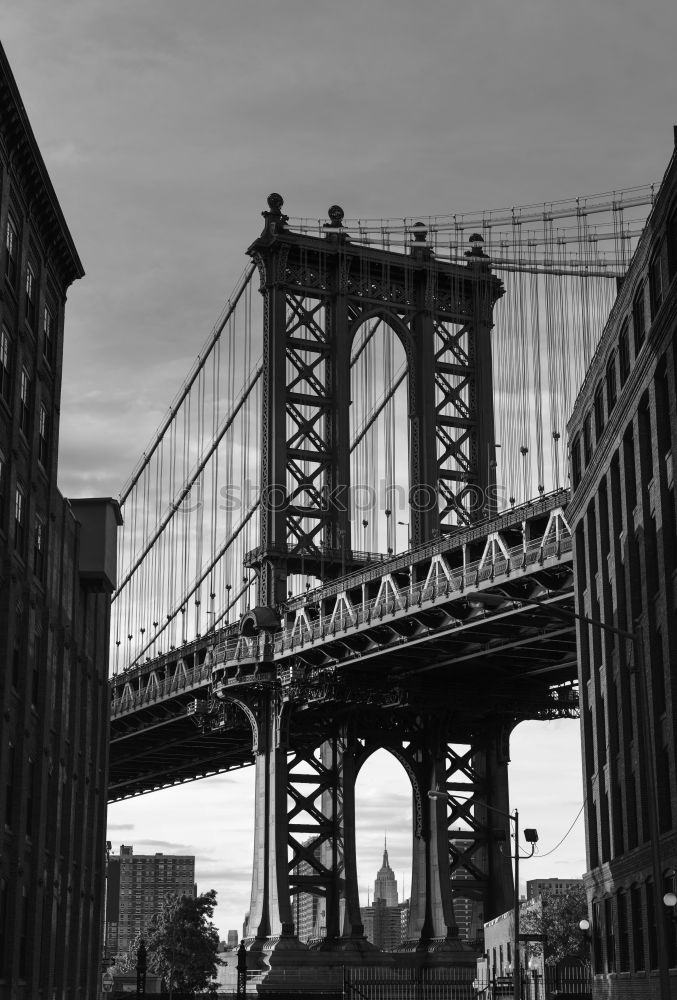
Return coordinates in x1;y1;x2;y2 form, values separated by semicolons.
534;800;586;859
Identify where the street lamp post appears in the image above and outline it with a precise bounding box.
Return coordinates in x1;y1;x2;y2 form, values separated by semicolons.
579;917;592;969
528;955;540;1000
428;790;538;1000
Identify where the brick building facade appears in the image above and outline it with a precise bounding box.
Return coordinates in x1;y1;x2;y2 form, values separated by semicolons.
0;42;120;998
568;137;677;997
106;846;196;957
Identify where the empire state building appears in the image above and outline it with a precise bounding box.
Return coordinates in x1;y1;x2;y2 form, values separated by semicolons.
373;841;399;905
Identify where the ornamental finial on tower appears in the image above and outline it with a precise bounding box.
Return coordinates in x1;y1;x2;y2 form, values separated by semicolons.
410;221;432;260
465;232;489;262
326;204;345;228
323;204;349;242
259;192;289;239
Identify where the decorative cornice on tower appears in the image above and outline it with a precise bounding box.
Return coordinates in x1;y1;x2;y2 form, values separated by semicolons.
0;40;84;288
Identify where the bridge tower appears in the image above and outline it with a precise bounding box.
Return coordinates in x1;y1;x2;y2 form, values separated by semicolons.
221;198;515;966
246;197;502;609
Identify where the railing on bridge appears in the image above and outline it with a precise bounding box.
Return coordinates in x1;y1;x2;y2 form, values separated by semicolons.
214;492;573;671
111;654;214;718
110;490;574;715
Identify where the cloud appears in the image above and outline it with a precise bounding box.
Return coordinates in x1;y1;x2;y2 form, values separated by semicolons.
132;839;194;850
44;140;86;166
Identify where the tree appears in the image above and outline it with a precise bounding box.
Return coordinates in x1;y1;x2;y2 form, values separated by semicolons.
520;885;588;965
145;889;223;997
111;932;145;973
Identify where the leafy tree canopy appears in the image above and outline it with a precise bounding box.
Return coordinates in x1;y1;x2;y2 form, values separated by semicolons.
520;884;588;966
112;932;145;974
145;889;223;996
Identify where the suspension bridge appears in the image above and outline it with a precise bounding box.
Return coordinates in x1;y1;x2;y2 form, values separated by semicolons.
107;181;653;983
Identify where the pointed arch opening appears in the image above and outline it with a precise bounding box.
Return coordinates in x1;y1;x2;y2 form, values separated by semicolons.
354;747;413;947
350;314;411;557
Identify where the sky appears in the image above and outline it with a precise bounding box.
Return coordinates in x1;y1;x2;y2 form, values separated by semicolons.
3;0;677;941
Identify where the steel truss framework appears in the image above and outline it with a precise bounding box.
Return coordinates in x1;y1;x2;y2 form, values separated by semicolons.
109;495;578;952
246;197;503;607
108;205;580;963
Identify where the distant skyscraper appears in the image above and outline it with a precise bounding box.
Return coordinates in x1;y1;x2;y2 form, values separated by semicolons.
362;841;407;950
373;841;399;905
526;877;583;901
106;845;196;955
227;929;239;948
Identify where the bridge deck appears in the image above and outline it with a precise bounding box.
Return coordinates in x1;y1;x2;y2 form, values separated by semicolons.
109;492;578;800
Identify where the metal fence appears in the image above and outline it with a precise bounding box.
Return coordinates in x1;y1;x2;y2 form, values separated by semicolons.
342;967;592;1000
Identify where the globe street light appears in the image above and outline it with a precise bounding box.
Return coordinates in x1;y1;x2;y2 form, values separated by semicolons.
428;788;538;1000
528;954;540;1000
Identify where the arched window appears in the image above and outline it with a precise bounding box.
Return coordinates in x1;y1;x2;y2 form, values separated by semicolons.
571;435;582;489
649;245;664;318
646;877;658;970
618;321;630;386
617;890;630;971
594;381;605;438
605;353;617;413
664;870;677;967
667;205;677;281
630;883;645;971
632;283;646;355
591;899;603;973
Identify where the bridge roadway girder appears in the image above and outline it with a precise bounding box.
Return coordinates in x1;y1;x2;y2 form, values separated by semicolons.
108;589;577;799
109;512;580;958
109;497;577;800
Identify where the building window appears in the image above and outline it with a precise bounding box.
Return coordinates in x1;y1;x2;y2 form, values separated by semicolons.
0;449;5;527
618;322;630;386
633;283;646;355
0;327;10;404
14;484;25;554
604;896;616;972
592;900;603;974
630;884;644;970
43;305;55;367
5;215;18;286
12;633;20;689
664;872;677;968
25;760;34;839
33;515;45;580
25;261;37;327
18;889;28;979
617;890;630;971
4;744;15;828
583;413;592;465
38;405;49;467
594;382;605;438
19;368;30;436
606;355;617;413
646;879;658;969
571;435;582;489
0;878;7;977
668;208;677;281
649;248;663;318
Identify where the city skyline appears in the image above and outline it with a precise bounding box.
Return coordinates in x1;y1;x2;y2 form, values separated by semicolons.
3;0;675;944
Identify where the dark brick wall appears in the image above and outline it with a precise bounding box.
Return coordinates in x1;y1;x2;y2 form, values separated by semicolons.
568;146;677;999
0;41;114;1000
